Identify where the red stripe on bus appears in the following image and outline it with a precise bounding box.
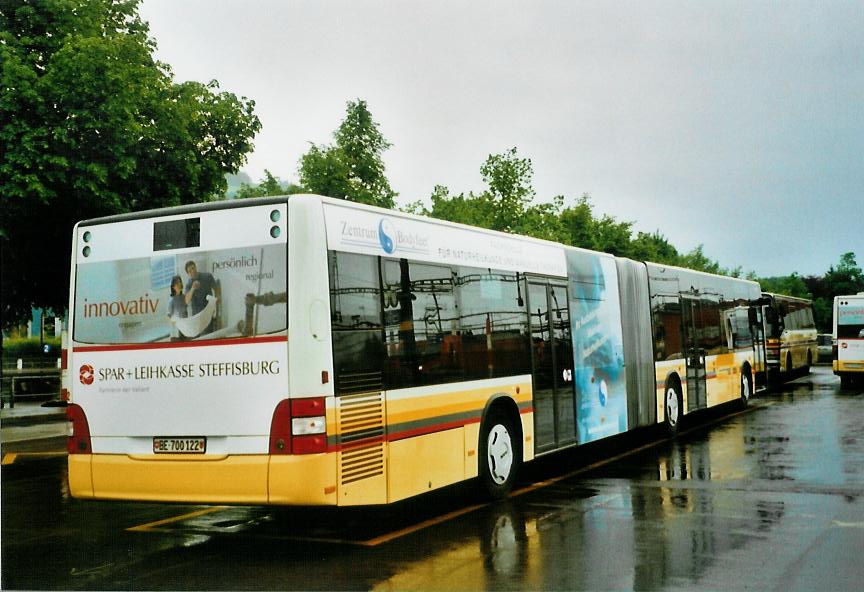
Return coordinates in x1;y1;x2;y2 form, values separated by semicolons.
73;335;288;352
388;417;483;443
326;405;535;452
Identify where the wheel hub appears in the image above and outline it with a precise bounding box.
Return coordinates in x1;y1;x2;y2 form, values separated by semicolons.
487;424;513;485
666;388;679;427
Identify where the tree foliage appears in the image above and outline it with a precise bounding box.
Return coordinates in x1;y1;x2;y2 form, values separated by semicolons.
234;170;302;199
415;148;566;245
1;0;262;328
419;146;742;277
800;252;864;332
298;99;396;209
759;273;811;299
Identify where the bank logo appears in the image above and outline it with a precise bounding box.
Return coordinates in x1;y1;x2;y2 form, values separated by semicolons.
378;219;395;254
79;364;95;386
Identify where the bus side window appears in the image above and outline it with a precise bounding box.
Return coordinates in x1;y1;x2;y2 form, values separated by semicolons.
382;259;461;389
328;251;385;394
456;267;530;380
651;295;681;360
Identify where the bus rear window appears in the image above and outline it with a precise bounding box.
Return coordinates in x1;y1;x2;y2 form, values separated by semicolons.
154;218;200;251
74;243;286;344
838;305;864;339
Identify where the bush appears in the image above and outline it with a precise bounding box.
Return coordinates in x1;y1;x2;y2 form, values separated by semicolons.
2;337;62;360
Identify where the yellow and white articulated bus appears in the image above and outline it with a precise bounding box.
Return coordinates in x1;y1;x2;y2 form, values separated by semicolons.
66;195;763;505
760;293;818;382
834;293;864;386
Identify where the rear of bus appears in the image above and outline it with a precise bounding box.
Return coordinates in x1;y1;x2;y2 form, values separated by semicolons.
834;294;864;385
66;197;331;504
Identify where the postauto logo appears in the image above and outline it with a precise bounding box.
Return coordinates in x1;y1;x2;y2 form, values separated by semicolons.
79;364;95;386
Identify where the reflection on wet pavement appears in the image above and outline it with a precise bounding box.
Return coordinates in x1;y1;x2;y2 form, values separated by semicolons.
2;367;863;590
372;367;864;591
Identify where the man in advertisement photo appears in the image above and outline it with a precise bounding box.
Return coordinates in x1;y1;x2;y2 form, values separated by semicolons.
184;260;219;334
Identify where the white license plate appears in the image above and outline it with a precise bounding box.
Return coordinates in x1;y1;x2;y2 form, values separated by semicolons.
153;437;207;454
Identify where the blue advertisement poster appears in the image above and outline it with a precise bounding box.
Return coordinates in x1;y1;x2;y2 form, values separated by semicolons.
566;251;628;444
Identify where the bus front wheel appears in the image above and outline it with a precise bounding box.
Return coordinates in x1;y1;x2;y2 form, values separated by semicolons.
478;408;521;500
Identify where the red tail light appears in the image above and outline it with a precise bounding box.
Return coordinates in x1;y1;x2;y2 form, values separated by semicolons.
66;404;91;454
269;400;293;454
269;397;328;455
61;348;68;370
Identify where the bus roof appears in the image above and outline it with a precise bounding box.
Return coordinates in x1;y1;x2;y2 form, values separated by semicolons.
78;195;291;227
762;292;813;305
78;193;759;289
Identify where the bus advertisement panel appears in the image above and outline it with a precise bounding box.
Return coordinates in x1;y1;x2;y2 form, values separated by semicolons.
566;250;628;443
74;244;287;344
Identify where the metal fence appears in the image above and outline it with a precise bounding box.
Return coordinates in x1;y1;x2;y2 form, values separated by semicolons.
1;356;62;408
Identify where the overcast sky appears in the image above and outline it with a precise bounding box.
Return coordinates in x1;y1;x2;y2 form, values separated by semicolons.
140;0;862;277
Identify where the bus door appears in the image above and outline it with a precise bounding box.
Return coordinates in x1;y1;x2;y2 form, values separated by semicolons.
748;305;767;390
527;279;577;453
681;296;707;411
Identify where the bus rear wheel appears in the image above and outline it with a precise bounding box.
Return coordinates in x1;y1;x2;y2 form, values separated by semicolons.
740;369;752;407
665;381;682;435
478;408;521;500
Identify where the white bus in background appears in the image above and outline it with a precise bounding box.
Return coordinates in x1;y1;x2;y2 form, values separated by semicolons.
65;195;764;506
834;293;864;386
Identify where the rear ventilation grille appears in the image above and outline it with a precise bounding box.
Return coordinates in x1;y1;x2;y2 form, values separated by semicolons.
338;391;385;445
338;392;385;485
340;442;384;485
336;370;384;395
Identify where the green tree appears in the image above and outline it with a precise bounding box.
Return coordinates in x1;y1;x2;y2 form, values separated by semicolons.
423;147;566;242
630;231;680;265
234;170;302;199
298;99;396;208
558;195;596;249
591;214;634;257
559;194;634;256
423;185;495;228
815;252;864;332
479;148;535;233
759;272;811;299
824;252;864;296
0;0;261;328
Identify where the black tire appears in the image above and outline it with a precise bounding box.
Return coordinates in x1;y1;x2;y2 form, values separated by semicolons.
786;353;794;377
664;379;683;435
840;373;852;388
740;368;753;408
805;351;812;373
478;408;521;500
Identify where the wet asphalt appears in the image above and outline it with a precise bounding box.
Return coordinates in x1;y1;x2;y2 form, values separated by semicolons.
2;366;862;590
